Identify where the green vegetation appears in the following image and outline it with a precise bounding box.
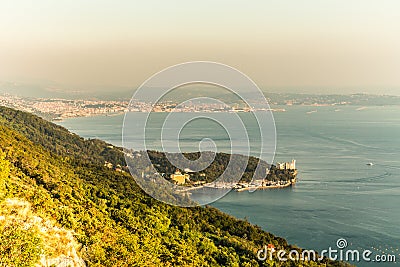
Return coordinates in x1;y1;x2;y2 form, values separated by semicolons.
0;198;84;267
0;106;350;266
147;150;296;184
0;218;42;267
0;150;10;200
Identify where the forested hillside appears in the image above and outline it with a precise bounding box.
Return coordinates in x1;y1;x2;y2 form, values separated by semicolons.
0;106;348;266
147;150;296;183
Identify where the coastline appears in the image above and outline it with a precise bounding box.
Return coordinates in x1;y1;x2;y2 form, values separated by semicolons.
235;180;295;192
176;177;297;194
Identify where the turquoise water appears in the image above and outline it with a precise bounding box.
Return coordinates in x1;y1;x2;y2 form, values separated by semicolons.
58;105;400;265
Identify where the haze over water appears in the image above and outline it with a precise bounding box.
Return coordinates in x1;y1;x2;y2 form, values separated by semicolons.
58;105;400;265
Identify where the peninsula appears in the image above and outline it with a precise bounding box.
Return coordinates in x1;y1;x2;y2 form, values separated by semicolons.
146;151;298;192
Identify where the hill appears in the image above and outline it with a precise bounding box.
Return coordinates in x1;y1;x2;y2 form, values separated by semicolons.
147;150;296;184
0;106;349;266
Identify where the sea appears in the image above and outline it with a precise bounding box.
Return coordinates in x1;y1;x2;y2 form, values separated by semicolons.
57;105;400;265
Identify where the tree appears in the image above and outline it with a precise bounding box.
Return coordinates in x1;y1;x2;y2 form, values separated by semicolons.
0;149;10;200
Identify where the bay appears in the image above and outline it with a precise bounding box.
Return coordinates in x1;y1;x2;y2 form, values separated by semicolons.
57;105;400;265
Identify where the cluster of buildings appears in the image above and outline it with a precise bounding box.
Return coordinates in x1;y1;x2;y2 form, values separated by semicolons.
129;101;253;113
277;159;296;170
104;161;125;173
170;170;191;185
1;93;286;120
0;94;129;119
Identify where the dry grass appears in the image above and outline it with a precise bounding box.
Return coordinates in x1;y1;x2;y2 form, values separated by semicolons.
0;198;86;267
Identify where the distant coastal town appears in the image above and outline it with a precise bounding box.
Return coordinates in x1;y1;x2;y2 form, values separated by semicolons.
1;92;399;120
0;93;285;120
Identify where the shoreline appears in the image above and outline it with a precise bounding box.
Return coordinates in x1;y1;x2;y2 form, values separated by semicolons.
235;180;295;192
176;178;297;193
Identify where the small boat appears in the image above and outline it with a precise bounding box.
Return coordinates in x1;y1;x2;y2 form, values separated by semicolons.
366;162;374;166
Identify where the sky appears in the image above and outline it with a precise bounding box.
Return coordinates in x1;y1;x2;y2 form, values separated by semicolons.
1;0;400;96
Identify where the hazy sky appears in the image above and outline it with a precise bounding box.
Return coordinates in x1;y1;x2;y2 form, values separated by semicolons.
1;0;400;95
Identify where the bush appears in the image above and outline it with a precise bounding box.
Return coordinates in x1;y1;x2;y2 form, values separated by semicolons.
0;219;43;267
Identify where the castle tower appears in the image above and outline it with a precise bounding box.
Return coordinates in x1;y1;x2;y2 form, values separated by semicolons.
290;159;296;170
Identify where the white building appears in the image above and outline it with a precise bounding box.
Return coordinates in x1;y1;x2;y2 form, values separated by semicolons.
277;159;296;170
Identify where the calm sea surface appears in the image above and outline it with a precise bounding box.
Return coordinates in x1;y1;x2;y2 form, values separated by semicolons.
58;105;400;265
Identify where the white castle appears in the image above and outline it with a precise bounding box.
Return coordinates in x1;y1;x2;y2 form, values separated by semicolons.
277;159;296;170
